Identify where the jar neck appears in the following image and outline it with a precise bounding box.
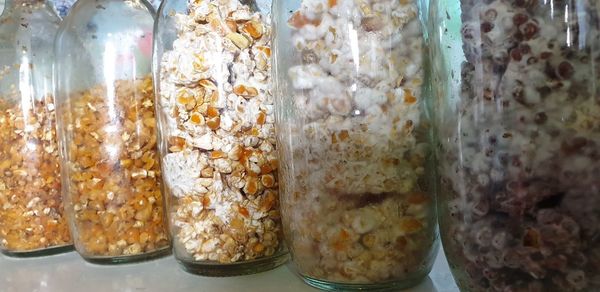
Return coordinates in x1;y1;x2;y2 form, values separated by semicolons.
3;0;47;9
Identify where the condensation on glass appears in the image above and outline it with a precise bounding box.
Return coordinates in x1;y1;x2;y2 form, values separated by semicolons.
431;0;600;291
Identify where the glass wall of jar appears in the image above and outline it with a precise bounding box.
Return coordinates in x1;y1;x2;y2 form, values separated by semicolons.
430;0;600;291
272;0;438;290
54;0;170;263
154;0;287;275
0;0;72;256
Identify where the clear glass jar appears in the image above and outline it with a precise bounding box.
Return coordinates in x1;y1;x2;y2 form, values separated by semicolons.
54;0;170;263
431;0;600;291
154;0;288;275
0;0;72;256
273;0;438;290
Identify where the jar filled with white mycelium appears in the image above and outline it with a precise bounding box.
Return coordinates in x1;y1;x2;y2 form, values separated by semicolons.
431;0;600;291
272;0;438;290
154;0;288;275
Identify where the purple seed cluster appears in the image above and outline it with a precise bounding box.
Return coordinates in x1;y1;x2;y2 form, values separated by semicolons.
440;0;600;291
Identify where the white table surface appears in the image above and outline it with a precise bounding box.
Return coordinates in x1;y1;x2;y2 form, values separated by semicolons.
0;248;459;292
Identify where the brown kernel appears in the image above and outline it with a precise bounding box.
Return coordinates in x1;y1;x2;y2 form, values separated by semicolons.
239;206;250;218
510;48;523;61
407;192;429;204
206;116;221;130
233;85;259;97
557;61;574;79
200;167;214;178
227;32;251;49
252;243;265;253
256;46;271;57
199;79;217;90
480;22;494;33
259;190;277;212
399;218;423;234
521;22;539;40
261;174;275;188
260;163;273;174
169;136;186;148
202;196;210;208
513;13;529;26
534;112;548;124
244;177;259;195
226;19;237;32
361;17;384;32
288;11;321;29
339;130;350;141
210;150;226;159
207;106;219;117
523;228;541;248
230;217;245;231
256;111;266;125
242;21;263;39
404;89;417;104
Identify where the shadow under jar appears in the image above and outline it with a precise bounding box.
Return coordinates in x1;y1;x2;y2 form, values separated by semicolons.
0;0;72;256
54;0;170;263
272;0;438;290
154;0;288;275
430;0;600;291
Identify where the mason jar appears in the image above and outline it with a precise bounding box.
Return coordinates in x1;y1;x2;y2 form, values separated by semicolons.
54;0;170;263
431;0;600;291
273;0;438;290
154;0;288;275
0;0;72;256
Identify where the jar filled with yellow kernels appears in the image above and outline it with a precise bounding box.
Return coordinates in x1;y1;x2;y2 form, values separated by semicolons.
54;0;170;263
0;0;72;256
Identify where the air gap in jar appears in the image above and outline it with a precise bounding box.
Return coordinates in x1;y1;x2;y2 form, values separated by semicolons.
54;0;170;263
154;0;288;275
0;0;72;256
273;0;438;290
431;0;600;291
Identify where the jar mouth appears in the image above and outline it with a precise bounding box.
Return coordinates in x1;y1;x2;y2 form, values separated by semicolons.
2;0;48;11
12;0;46;5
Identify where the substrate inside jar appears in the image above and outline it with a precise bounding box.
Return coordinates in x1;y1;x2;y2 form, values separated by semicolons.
0;94;71;253
62;76;169;257
159;0;282;263
439;1;600;291
280;0;435;284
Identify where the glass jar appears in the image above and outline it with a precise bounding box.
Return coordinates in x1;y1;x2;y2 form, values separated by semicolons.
431;0;600;291
154;0;288;275
54;0;170;263
0;0;72;256
273;0;438;290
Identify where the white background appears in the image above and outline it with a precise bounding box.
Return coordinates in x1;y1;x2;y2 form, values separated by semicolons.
0;249;459;292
